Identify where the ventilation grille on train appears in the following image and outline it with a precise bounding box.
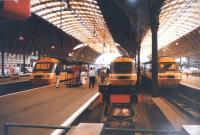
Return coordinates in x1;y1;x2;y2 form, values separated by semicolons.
167;75;175;78
116;76;131;79
34;75;43;79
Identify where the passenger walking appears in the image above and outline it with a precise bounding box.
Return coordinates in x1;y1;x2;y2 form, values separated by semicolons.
80;70;87;88
100;69;106;84
88;67;96;88
186;71;189;78
106;68;110;76
55;65;60;88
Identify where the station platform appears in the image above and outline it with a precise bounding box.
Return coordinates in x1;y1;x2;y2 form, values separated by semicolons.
66;123;103;135
152;96;200;135
0;75;30;85
152;97;196;131
0;83;99;135
181;75;200;90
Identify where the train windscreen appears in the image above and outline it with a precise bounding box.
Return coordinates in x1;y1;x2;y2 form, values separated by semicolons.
158;62;178;72
32;62;54;73
111;62;134;74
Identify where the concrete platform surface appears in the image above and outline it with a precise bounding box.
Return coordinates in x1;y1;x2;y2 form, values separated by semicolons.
152;97;196;131
66;123;104;135
0;76;30;85
181;75;200;90
182;125;200;135
0;84;99;135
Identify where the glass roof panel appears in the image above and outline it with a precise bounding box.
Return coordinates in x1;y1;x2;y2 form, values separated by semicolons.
31;0;119;54
141;0;200;58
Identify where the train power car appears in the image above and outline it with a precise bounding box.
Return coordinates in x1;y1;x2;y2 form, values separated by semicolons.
99;56;138;127
30;57;81;85
142;57;182;87
109;56;137;86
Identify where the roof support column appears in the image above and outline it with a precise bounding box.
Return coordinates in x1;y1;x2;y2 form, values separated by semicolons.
38;52;41;60
150;11;159;96
180;57;182;69
23;53;26;74
187;56;190;69
1;47;5;75
136;43;141;86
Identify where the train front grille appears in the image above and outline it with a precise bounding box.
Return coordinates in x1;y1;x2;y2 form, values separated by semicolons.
116;76;131;79
167;75;175;78
34;75;43;79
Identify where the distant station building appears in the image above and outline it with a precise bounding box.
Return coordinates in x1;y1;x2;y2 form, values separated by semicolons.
0;53;37;76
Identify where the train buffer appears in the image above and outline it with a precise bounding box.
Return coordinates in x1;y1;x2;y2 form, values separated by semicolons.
99;84;138;128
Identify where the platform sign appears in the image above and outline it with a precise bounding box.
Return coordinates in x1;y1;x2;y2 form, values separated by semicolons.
0;0;31;20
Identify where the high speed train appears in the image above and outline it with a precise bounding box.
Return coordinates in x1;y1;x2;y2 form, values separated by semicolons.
142;57;181;87
109;56;137;86
30;57;84;85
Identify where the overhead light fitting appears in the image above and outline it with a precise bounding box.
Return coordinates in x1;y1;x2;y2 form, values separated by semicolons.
68;53;72;56
19;36;24;41
51;45;55;49
62;0;70;10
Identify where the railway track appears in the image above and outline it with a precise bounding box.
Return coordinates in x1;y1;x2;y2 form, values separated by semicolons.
162;85;200;123
68;94;179;135
0;81;46;96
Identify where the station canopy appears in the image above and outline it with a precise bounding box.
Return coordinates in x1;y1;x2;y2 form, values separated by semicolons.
141;0;200;58
0;0;199;63
31;0;122;55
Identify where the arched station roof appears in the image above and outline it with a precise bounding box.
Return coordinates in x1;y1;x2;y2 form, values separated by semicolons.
158;26;200;58
0;13;81;56
0;0;199;63
141;0;200;58
31;0;117;54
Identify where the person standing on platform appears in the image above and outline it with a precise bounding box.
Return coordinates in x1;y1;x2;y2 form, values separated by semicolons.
55;65;60;88
88;67;96;88
80;69;87;88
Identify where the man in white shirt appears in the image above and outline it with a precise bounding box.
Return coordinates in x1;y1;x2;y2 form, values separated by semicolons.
80;70;87;88
88;67;96;88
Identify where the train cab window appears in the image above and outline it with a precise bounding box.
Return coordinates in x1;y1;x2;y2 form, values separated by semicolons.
33;62;54;73
111;62;135;74
159;62;178;72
